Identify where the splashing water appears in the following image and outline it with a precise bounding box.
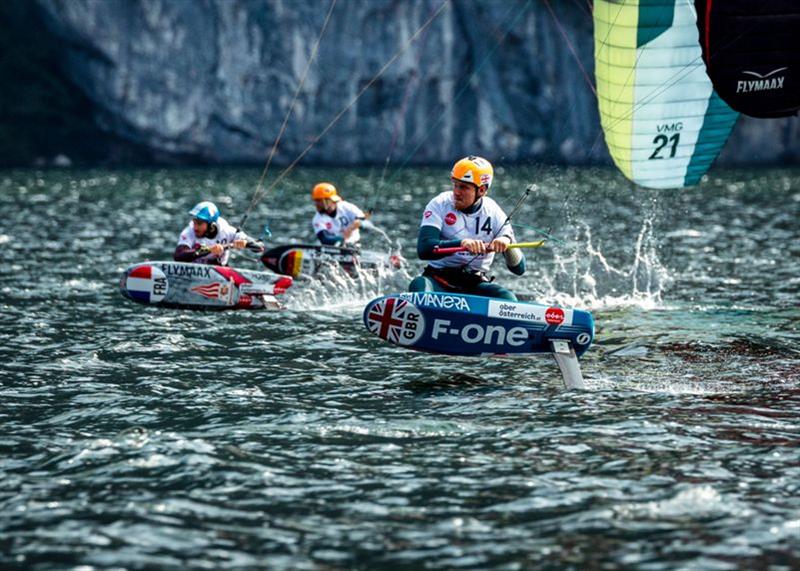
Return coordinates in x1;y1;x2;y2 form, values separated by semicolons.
520;212;671;311
282;250;413;312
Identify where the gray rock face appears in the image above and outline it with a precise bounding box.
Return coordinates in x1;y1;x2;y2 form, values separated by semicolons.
23;0;800;165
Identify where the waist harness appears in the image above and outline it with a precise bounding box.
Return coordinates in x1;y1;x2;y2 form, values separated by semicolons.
423;265;492;292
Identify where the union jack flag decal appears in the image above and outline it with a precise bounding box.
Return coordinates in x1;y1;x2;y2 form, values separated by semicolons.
366;297;424;346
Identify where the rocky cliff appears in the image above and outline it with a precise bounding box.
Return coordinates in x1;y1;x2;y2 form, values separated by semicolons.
3;0;798;167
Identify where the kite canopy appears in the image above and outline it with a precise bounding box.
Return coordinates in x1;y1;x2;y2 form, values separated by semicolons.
594;0;738;189
695;1;800;118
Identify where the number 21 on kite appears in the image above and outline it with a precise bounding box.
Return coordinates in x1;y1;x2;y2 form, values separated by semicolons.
649;133;680;160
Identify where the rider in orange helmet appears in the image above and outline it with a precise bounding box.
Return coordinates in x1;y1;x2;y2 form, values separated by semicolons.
408;156;525;300
311;182;372;248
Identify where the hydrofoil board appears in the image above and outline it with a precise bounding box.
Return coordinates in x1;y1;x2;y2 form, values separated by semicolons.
120;261;292;310
363;292;594;388
261;244;404;278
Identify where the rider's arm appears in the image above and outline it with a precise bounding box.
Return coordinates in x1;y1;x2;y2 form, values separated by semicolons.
175;227;200;261
174;244;208;262
244;239;265;253
504;248;526;275
316;230;344;246
417;225;462;260
234;229;265;253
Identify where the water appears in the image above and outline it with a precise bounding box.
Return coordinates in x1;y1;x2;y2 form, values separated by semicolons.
1;166;798;569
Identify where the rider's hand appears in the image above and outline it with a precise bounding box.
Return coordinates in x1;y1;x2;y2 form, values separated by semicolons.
232;239;247;249
210;243;225;257
461;239;488;254
488;237;511;253
248;241;265;254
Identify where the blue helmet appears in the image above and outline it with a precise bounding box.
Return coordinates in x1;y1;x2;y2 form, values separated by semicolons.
189;201;220;223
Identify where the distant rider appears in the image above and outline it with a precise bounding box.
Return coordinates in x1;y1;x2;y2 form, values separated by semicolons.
174;201;264;266
408;156;525;301
311;183;373;248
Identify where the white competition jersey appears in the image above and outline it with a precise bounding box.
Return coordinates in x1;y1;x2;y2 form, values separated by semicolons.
178;216;246;265
312;200;365;245
421;192;515;273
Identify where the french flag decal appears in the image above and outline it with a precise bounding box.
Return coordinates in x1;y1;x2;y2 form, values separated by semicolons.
125;264;168;304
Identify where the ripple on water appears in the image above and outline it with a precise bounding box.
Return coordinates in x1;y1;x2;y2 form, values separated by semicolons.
0;167;798;568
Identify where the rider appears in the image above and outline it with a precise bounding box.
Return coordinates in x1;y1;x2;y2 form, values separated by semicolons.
174;201;264;266
311;182;371;248
408;156;526;301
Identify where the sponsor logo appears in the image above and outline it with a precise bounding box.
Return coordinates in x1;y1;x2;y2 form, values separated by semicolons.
445;212;457;225
480;173;491;185
398;292;470;312
431;319;528;347
488;300;573;327
326;222;332;230
191;282;230;300
366;298;425;346
737;68;787;93
489;301;546;323
576;332;591;346
161;264;212;279
424;210;433;219
545;307;564;325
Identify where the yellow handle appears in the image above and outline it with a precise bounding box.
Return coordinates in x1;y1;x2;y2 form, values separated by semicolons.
507;240;545;249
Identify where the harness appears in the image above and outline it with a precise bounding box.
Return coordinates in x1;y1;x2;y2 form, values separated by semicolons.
423;265;492;292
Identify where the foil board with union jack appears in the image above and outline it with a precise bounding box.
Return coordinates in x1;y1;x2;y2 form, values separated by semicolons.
261;244;404;279
363;292;594;358
120;261;293;310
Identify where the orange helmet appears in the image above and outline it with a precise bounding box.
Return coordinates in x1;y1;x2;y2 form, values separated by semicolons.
451;156;493;190
311;182;341;202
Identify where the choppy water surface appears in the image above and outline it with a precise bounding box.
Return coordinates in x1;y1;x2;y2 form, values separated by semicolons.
1;166;798;569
